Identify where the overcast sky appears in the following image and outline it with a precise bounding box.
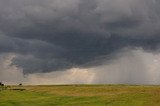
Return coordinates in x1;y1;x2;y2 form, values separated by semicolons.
1;0;160;84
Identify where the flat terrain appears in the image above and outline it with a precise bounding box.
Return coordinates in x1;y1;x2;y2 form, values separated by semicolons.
1;85;160;106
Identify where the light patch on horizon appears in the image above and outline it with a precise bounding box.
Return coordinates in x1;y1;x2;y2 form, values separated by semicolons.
26;68;95;85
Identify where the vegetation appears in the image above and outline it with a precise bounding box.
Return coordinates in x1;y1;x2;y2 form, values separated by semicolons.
0;82;4;86
0;82;6;91
0;85;160;106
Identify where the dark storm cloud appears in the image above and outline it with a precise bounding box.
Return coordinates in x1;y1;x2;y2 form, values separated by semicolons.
0;0;160;73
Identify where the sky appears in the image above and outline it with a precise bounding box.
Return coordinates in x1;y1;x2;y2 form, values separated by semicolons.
1;0;160;84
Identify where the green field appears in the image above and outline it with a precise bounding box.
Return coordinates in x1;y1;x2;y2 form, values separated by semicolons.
1;85;160;106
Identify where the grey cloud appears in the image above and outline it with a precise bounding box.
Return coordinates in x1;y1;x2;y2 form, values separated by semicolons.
0;0;160;73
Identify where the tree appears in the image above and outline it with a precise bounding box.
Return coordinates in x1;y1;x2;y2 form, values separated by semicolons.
0;82;2;86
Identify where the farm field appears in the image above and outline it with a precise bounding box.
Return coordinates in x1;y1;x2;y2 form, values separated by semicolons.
0;85;160;106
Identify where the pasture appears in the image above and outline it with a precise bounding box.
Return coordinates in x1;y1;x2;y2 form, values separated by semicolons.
0;85;160;106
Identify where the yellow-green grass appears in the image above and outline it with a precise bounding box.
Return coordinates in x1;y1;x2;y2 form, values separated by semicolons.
1;85;160;106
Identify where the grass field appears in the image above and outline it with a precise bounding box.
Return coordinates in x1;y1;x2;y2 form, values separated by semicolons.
1;85;160;106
